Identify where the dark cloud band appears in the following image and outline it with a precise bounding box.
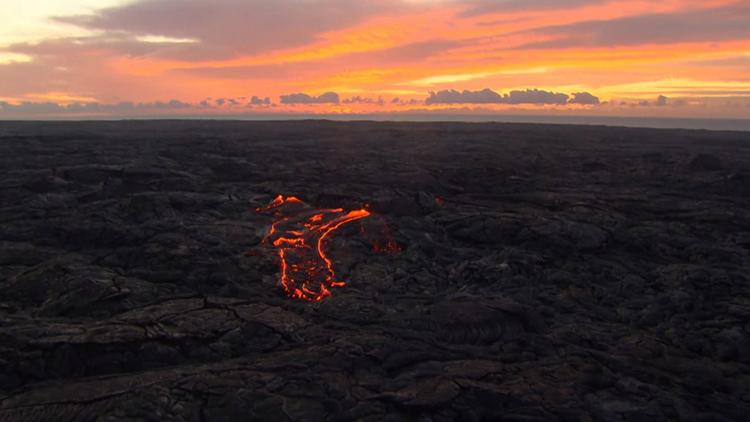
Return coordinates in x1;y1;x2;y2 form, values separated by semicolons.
280;92;340;104
425;88;597;105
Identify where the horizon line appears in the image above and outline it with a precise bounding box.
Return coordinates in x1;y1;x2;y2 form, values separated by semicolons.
2;114;750;132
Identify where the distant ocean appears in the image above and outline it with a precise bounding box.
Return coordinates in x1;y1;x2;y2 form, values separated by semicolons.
7;114;750;132
258;114;750;132
195;113;750;132
375;114;750;132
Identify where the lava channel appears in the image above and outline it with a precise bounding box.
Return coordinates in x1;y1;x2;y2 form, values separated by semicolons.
256;195;372;301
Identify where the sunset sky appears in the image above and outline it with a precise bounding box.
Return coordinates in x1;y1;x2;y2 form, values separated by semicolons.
1;0;750;119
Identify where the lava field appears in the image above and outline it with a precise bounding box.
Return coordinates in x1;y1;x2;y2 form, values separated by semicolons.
0;120;749;421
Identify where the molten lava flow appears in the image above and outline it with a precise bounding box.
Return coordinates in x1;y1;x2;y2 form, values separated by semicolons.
256;195;372;301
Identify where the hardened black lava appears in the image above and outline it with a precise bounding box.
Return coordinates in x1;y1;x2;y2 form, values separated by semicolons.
0;120;749;421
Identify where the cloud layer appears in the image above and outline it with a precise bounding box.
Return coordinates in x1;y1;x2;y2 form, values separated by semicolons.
459;0;608;17
517;3;750;49
1;0;749;118
280;92;340;104
53;0;398;60
425;88;596;105
569;92;600;105
0;100;192;114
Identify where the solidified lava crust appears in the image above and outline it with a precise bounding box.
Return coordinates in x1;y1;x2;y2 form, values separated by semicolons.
0;121;749;421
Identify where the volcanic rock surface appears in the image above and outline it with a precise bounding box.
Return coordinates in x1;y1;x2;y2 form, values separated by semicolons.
1;120;749;421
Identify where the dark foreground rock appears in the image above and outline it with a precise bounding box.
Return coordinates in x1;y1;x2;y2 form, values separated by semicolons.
0;120;749;421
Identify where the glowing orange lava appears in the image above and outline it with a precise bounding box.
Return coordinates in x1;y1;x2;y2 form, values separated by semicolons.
256;195;372;301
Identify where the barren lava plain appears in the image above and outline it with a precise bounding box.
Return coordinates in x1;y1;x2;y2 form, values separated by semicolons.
1;120;749;421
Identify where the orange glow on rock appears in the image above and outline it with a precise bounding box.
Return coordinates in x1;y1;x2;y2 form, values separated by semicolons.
371;222;403;254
